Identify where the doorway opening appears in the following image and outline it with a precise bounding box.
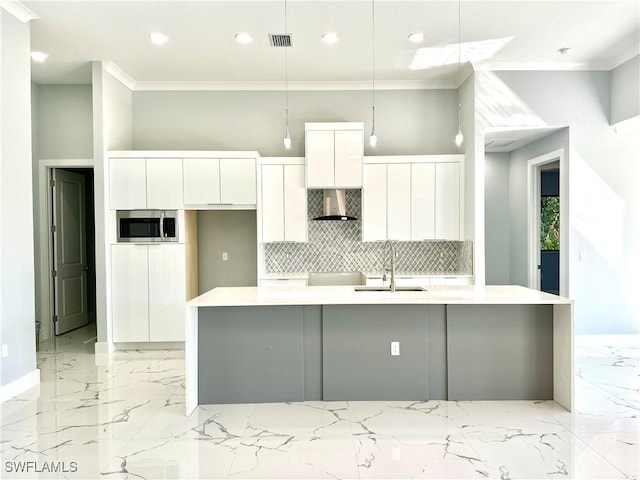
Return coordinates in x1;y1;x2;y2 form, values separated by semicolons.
47;167;96;347
527;150;568;297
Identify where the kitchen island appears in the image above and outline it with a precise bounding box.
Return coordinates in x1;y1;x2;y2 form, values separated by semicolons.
185;285;573;415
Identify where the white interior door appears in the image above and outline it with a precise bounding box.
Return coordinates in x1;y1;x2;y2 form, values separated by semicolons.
52;169;89;335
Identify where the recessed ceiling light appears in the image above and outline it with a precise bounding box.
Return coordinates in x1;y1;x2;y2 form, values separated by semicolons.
235;33;253;44
557;47;572;55
321;32;339;44
149;32;168;45
31;51;48;62
408;32;425;43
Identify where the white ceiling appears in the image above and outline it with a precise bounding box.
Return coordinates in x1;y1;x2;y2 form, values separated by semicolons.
23;0;640;89
484;126;565;152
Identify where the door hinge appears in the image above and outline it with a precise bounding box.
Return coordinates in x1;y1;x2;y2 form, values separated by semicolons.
52;270;57;278
53;315;58;323
50;179;56;187
50;225;57;233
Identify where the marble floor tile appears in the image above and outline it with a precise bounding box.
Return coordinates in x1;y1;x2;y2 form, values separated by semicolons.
2;328;640;479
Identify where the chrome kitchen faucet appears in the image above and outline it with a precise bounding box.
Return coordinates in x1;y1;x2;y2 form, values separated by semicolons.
382;240;397;292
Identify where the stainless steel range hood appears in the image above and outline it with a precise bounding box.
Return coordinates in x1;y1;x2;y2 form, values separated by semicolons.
313;189;358;221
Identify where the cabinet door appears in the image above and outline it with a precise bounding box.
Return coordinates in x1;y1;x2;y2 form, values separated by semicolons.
334;130;364;187
148;244;186;342
183;158;221;205
146;158;184;209
283;164;307;242
411;163;436;240
261;165;285;242
109;157;146;209
220;158;256;205
306;130;335;188
386;163;411;241
111;244;149;342
362;164;388;241
435;163;460;240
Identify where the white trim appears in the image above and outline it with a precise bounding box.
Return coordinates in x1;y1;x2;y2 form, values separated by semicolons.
305;122;364;131
0;369;40;403
104;62;135;91
527;149;569;297
94;341;114;355
133;80;457;92
0;0;38;23
259;157;305;166
38;159;94;343
364;154;464;164
108;150;260;159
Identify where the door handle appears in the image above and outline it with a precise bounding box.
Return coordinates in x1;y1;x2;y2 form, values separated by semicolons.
83;265;89;271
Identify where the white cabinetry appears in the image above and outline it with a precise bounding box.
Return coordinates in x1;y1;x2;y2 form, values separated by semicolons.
261;161;307;242
183;157;256;206
111;244;185;343
109;157;183;209
362;164;387;241
435;162;460;240
306;123;364;188
183;158;221;205
220;158;256;205
362;156;462;242
364;274;471;287
109;158;146;210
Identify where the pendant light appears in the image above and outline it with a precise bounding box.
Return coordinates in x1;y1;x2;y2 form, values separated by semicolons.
455;0;464;148
369;0;378;147
283;0;292;149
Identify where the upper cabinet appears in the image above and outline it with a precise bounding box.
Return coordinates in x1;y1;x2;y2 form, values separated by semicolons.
109;157;183;210
305;123;364;188
183;157;256;207
362;156;463;242
109;153;258;210
260;159;307;243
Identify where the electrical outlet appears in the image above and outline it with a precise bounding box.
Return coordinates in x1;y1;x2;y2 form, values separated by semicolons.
222;252;228;261
391;341;400;356
1;344;8;358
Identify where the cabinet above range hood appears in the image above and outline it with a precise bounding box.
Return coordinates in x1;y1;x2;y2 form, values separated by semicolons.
313;189;358;221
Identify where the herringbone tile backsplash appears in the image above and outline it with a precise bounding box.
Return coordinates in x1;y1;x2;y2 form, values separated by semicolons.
263;190;473;274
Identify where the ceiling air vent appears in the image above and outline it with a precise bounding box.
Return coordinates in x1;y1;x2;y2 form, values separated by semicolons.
269;33;292;47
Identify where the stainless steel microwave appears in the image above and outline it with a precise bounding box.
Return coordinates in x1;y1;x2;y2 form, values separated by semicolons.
116;210;178;243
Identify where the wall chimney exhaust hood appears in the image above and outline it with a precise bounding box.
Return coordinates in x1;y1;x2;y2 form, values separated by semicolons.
313;189;358;221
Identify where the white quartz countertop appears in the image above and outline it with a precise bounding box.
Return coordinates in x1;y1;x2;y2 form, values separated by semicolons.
188;285;572;307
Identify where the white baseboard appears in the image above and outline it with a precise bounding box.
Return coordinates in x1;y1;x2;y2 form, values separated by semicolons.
114;341;185;350
94;341;115;355
0;369;41;403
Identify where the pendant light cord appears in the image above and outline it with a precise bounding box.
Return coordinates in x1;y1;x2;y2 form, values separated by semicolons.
285;0;289;130
372;0;375;109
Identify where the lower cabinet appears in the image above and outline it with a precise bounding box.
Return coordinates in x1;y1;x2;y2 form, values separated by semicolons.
111;244;186;342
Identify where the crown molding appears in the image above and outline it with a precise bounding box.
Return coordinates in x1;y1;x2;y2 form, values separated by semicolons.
104;61;136;90
132;79;460;91
0;0;38;22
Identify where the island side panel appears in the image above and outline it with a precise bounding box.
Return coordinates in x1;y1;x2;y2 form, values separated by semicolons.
322;304;429;401
303;305;323;401
186;305;199;415
553;303;574;411
427;305;448;400
447;304;554;401
198;306;305;404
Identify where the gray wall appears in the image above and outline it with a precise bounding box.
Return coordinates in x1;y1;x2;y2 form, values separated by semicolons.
1;10;37;387
479;68;640;334
484;152;510;284
92;64;133;344
610;55;639;125
197;210;258;292
36;85;93;159
133;89;459;156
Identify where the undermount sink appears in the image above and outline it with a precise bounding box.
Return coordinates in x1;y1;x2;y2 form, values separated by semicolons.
353;286;428;292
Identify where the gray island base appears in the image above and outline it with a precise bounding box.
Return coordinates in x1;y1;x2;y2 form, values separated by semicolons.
186;285;573;415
